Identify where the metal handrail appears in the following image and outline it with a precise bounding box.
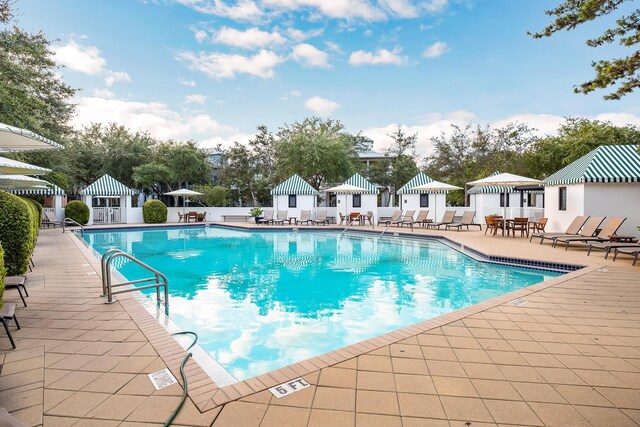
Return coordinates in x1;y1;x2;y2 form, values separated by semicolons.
380;214;403;236
101;251;170;315
62;217;85;235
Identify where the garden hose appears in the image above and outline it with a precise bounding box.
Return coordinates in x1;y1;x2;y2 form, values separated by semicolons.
164;331;199;427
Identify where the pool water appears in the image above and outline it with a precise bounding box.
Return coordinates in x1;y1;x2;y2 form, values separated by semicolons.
82;226;561;382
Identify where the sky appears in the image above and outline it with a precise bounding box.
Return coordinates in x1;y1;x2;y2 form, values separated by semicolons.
14;0;640;157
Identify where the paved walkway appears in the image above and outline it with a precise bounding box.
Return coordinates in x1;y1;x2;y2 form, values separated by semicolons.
0;226;638;426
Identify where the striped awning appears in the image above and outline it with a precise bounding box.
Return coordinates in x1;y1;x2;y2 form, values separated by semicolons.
271;174;318;195
343;173;378;194
10;183;65;195
544;144;640;186
397;172;446;194
0;122;64;152
467;171;517;194
80;174;138;196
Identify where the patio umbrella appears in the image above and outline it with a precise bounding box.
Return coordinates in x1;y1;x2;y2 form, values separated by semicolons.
0;174;51;189
324;184;368;221
410;180;463;221
467;173;544;234
164;188;204;218
0;122;64;152
0;156;51;175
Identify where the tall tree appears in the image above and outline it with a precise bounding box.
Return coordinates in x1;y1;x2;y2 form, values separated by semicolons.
0;0;76;139
530;0;639;100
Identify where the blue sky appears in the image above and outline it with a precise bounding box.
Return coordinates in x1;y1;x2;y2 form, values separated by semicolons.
15;0;640;156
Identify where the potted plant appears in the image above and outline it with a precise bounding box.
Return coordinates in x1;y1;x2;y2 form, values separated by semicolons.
249;207;264;224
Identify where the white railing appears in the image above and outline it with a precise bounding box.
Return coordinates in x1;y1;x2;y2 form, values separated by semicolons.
93;207;123;224
43;207;55;215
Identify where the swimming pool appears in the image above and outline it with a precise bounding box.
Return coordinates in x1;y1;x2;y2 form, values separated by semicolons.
82;226;561;383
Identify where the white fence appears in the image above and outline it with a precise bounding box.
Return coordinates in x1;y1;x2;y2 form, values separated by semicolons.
92;207;123;224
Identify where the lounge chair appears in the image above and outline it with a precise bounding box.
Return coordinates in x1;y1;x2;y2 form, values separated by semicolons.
428;210;456;229
313;209;329;225
378;210;402;227
413;210;431;228
528;217;548;234
272;210;288;225
4;276;27;307
613;245;640;266
43;211;62;228
257;210;274;225
446;211;482;232
396;210;415;230
587;240;640;258
298;210;313;225
1;303;20;349
554;217;622;250
530;215;588;244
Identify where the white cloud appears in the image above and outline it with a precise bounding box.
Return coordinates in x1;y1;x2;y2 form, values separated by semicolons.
291;44;331;68
289;89;302;97
213;27;286;49
348;46;407;66
104;71;131;87
93;88;114;98
423;0;448;13
262;0;385;20
178;78;197;87
185;94;207;104
324;41;342;53
177;0;264;21
193;29;208;43
304;96;338;115
380;0;419;18
176;49;285;79
423;41;448;58
286;27;324;42
52;40;106;74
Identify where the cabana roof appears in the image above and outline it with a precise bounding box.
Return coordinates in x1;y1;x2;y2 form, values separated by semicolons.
467;171;517;194
10;183;65;196
271;174;318;195
544;144;640;186
343;173;378;194
80;174;138;196
397;172;446;194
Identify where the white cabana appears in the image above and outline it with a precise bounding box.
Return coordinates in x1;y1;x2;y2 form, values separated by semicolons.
80;174;138;225
0;122;64;152
10;182;67;221
398;172;453;222
271;174;318;217
332;173;379;221
410;180;463;221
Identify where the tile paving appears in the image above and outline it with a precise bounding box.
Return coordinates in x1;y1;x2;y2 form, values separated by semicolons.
0;224;637;426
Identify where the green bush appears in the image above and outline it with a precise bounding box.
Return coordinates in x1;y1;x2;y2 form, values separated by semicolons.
25;198;43;227
0;244;5;311
143;200;167;224
65;200;90;225
0;191;36;275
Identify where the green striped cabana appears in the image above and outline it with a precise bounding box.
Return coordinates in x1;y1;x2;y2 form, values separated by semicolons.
397;172;446;194
343;173;378;194
271;174;318;195
80;175;137;225
544;144;640;185
10;183;65;195
271;174;318;212
80;174;138;196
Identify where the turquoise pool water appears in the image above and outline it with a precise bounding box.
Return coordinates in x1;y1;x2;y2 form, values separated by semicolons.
82;226;561;382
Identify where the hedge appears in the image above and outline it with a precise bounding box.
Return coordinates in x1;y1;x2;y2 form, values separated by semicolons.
65;200;90;225
0;244;5;311
143;200;168;224
25;198;43;228
0;191;37;275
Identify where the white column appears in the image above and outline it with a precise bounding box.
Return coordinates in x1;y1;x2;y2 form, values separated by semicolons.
83;195;94;225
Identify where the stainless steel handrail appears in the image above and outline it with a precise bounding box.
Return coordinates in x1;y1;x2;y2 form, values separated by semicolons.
62;217;85;235
101;250;170;315
380;214;403;236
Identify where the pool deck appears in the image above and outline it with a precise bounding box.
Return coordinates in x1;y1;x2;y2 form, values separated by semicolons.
0;223;638;426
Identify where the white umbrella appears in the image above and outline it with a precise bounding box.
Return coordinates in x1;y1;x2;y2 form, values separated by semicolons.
467;173;544;234
0;122;64;152
410;180;463;221
0;156;51;175
325;184;368;221
165;188;204;219
0;174;51;189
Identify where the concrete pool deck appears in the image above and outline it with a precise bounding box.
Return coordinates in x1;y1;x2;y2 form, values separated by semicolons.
0;224;638;426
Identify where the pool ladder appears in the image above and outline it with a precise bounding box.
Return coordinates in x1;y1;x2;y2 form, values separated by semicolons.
62;217;85;235
101;249;170;315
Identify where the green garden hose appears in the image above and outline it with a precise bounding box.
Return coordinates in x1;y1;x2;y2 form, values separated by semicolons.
164;331;198;427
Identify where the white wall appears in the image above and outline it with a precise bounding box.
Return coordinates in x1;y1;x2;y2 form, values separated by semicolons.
544;184;585;232
126;207;144;224
583;182;640;236
336;194;377;222
272;194;316;218
399;193;447;222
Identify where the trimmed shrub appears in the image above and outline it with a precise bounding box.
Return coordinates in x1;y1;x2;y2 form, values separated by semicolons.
0;244;5;311
143;200;167;224
25;198;43;228
65;200;90;225
0;191;36;275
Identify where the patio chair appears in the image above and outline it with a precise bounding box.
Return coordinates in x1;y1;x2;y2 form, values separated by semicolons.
378;210;402;226
1;302;20;349
554;217;625;250
446;211;482;232
612;245;640;266
427;210;456;230
257;210;274;224
349;212;361;225
530;215;588;244
43;211;62;228
547;215;604;247
528;217;547;235
272;210;288;225
484;216;499;236
4;276;28;307
177;212;184;222
338;213;347;225
587;240;640;258
413;210;431;228
508;217;529;238
313;209;329;225
298;210;313;225
396;210;415;230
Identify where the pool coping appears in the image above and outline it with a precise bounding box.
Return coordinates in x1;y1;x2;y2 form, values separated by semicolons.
68;223;597;413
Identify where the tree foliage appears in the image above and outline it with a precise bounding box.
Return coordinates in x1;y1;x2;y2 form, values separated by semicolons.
530;0;639;100
193;184;230;207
